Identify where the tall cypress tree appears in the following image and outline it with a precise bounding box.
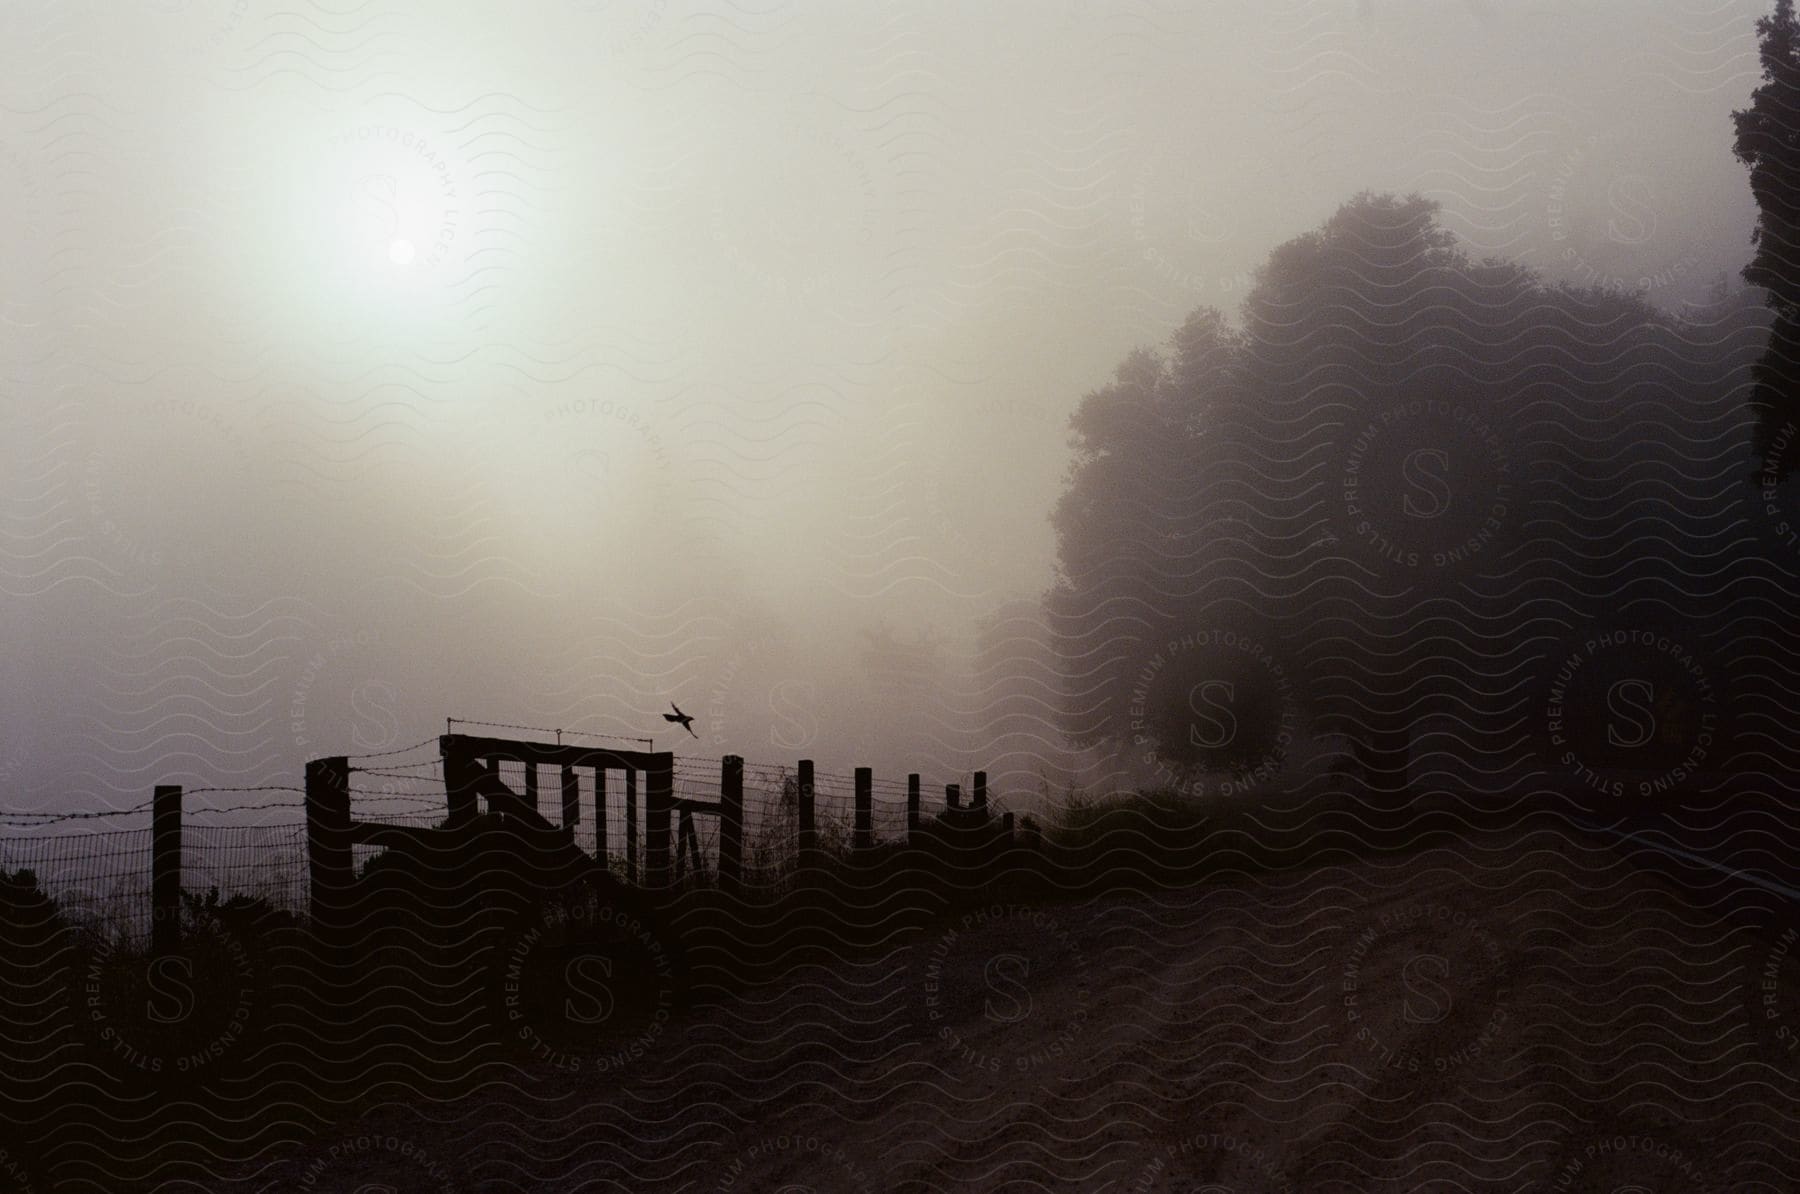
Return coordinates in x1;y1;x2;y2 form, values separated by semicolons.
1733;0;1800;471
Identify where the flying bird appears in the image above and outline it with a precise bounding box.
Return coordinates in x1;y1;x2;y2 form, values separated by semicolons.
663;702;698;738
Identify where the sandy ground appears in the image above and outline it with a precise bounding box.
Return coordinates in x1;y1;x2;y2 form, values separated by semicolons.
233;822;1800;1193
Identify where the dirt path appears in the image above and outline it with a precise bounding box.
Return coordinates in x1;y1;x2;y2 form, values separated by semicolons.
235;823;1799;1192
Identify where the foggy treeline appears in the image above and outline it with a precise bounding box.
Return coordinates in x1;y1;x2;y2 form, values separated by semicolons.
1050;191;1791;804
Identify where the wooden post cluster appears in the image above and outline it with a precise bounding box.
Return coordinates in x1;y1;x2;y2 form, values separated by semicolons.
776;761;1009;872
278;728;1019;944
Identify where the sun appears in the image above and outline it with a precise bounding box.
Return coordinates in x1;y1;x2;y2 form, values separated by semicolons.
388;238;416;265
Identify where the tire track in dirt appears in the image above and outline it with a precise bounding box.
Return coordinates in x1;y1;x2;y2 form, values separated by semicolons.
221;820;1797;1192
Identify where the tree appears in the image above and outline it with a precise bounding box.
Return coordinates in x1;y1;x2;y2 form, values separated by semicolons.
1049;193;1765;804
1733;0;1800;472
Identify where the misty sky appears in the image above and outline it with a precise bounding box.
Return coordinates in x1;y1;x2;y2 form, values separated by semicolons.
0;0;1769;813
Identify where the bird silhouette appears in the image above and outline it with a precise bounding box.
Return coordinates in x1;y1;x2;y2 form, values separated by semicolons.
663;702;698;738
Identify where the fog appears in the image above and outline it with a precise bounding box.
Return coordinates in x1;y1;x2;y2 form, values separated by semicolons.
0;0;1766;812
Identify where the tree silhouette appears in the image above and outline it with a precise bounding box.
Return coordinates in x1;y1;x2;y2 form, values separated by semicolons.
1049;192;1769;799
1734;0;1800;472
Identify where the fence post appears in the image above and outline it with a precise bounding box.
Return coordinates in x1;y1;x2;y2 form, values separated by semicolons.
594;766;608;859
946;783;961;812
797;759;816;875
152;785;182;955
644;754;673;888
973;771;987;814
561;764;579;841
854;767;872;853
720;755;744;894
525;762;540;819
441;736;479;826
625;768;638;884
907;773;921;845
304;756;353;947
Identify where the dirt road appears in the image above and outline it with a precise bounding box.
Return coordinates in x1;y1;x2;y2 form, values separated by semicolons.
237;822;1799;1192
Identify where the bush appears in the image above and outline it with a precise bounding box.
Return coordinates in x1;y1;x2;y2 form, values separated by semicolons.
181;886;301;938
0;868;66;948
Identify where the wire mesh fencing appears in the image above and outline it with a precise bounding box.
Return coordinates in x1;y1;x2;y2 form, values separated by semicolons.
1;820;310;948
0;753;1025;936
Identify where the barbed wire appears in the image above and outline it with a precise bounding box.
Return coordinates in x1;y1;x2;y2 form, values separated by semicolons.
3;755;1017;930
345;735;443;762
184;801;307;816
0;786;306;826
446;718;654;748
1;753;1008;830
352;767;444;782
351;758;442;773
0;803;151;825
346;791;442;805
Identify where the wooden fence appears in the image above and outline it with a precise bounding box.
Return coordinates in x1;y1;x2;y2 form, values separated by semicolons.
135;739;1015;948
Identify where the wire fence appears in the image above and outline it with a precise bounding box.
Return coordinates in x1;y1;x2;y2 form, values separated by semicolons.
0;750;1019;945
0;820;309;947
